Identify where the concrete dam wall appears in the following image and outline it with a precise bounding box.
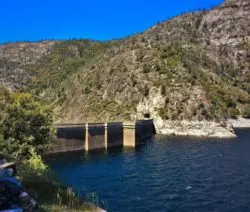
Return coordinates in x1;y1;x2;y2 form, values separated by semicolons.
52;120;155;153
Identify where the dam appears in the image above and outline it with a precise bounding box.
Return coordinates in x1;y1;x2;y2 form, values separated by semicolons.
51;119;155;153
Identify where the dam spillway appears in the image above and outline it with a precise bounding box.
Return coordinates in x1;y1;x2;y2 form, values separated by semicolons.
51;119;155;153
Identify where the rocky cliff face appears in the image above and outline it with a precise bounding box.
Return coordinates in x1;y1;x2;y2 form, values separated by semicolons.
0;41;55;64
0;0;249;124
200;0;249;47
199;0;250;78
0;41;55;89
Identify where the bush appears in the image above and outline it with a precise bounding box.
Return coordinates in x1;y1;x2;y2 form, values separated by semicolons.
158;108;169;120
225;98;236;108
26;148;48;172
0;87;56;159
229;108;240;119
243;106;250;118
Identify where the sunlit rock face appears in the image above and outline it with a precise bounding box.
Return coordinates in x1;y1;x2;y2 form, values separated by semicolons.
136;87;165;120
199;0;250;69
154;119;236;138
199;0;250;47
0;41;55;89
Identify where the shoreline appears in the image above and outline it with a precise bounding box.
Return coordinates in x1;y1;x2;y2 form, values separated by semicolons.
154;119;237;138
228;118;250;129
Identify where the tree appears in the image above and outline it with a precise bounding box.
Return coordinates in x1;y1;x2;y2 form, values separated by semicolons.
0;87;55;159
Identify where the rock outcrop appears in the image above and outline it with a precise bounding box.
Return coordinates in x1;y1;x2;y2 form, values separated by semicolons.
0;41;55;89
155;119;236;138
229;117;250;128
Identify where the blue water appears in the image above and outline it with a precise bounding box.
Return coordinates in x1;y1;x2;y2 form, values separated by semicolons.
46;128;250;212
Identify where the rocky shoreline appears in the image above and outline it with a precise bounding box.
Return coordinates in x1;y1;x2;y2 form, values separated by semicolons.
154;119;237;138
228;118;250;128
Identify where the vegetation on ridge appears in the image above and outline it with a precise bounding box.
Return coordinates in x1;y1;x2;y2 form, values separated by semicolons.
0;0;249;123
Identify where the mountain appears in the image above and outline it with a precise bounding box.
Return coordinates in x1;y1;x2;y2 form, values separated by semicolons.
0;0;249;124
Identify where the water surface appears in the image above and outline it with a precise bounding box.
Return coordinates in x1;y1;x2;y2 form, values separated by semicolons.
46;128;250;211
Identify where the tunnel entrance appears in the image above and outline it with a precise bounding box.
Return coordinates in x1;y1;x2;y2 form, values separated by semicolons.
143;113;151;119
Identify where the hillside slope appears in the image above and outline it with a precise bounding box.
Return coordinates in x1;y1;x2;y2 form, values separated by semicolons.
0;0;249;124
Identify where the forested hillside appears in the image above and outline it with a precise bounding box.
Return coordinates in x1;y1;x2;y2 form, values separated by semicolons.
0;0;249;123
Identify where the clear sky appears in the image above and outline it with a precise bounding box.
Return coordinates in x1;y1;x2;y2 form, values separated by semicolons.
0;0;224;43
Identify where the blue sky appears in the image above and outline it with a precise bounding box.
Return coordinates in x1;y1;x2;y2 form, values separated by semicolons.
0;0;224;43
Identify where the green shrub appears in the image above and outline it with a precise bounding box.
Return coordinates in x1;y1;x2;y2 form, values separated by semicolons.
243;106;250;118
166;55;181;69
225;98;236;108
27;148;48;172
158;108;169;120
229;108;240;119
0;87;56;159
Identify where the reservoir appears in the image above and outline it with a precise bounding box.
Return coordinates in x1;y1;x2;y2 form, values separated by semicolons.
46;128;250;211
